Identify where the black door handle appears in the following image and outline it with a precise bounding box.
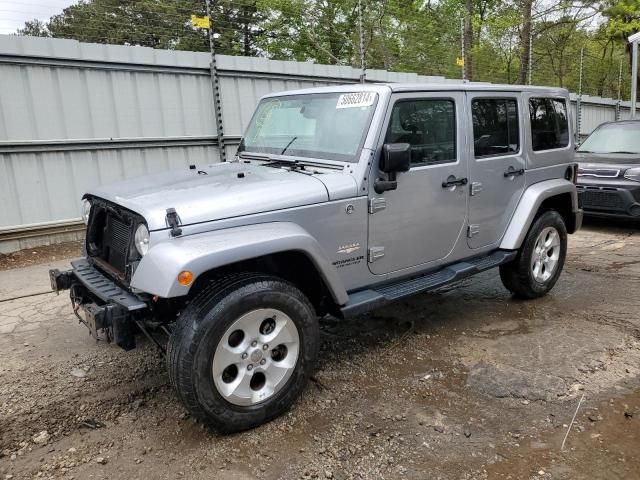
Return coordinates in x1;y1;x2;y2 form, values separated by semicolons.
504;167;525;177
442;176;468;188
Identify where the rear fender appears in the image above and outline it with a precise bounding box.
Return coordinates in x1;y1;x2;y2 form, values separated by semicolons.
500;179;581;250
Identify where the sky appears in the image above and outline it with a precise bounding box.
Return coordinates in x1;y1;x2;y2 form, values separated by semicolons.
0;0;76;34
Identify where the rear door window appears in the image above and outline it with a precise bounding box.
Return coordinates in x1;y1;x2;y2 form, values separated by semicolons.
471;98;519;157
529;98;569;151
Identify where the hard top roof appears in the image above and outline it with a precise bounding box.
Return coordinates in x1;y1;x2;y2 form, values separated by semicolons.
262;82;569;99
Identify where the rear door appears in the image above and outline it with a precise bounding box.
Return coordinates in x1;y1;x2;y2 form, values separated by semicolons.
466;93;526;249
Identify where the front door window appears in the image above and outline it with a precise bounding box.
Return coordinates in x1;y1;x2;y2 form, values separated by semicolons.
385;99;457;166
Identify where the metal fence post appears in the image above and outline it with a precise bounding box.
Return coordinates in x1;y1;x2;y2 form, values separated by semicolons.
205;0;227;162
576;47;584;142
630;33;639;119
528;30;533;85
460;17;466;81
616;59;622;121
358;0;366;83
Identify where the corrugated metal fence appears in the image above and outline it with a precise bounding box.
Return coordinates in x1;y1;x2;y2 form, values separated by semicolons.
0;35;634;253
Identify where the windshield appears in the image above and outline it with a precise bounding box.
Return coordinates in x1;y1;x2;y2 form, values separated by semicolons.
578;122;640;155
238;92;378;162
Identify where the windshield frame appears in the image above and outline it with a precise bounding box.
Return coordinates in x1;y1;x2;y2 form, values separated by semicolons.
577;121;640;155
237;92;380;164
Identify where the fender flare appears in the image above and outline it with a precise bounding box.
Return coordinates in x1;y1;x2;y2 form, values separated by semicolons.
130;222;349;304
500;178;580;250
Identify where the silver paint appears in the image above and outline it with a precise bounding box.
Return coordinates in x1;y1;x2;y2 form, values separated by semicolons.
79;83;581;305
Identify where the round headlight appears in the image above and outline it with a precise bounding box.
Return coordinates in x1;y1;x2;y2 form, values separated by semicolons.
81;199;91;225
134;224;150;257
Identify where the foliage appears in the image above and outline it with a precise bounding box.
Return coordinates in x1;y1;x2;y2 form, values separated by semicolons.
13;0;640;98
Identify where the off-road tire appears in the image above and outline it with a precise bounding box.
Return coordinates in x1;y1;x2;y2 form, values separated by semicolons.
167;273;318;433
499;210;567;299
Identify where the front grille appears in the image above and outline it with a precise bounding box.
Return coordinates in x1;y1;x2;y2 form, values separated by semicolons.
103;215;131;273
85;198;142;282
579;189;625;209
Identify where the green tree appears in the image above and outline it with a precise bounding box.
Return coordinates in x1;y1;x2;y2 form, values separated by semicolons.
600;0;640;97
16;19;50;37
256;0;358;64
13;0;639;99
16;0;264;55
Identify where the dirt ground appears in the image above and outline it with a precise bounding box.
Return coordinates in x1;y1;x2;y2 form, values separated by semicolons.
1;220;639;480
0;242;83;272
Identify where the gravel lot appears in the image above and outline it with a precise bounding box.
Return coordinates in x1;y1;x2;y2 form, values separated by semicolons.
1;221;639;479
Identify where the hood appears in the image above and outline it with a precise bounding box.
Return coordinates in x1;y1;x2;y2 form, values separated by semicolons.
576;151;640;166
88;162;331;230
576;152;640;181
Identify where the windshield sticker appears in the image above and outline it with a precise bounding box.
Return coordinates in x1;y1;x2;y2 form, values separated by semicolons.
336;92;376;109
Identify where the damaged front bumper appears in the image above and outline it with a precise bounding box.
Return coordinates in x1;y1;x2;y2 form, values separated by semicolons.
50;259;148;350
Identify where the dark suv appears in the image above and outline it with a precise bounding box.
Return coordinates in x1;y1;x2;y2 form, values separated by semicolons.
576;120;640;219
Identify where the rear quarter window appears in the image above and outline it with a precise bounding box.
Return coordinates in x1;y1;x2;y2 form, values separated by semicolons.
529;98;569;151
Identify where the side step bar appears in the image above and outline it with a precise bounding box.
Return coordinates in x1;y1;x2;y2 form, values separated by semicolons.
340;250;517;318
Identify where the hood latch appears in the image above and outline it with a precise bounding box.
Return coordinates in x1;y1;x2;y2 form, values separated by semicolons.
166;208;183;237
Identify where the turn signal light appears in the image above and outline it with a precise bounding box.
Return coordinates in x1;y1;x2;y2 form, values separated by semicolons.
178;271;193;286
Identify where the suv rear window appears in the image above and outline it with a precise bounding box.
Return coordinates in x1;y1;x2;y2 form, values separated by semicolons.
529;98;569;151
472;98;519;157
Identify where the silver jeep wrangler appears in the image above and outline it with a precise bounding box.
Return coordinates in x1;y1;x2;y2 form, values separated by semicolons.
51;83;583;432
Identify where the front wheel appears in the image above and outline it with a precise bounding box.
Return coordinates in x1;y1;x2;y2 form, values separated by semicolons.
167;273;319;433
499;210;567;298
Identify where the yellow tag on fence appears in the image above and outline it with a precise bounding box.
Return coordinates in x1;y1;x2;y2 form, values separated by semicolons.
191;15;210;29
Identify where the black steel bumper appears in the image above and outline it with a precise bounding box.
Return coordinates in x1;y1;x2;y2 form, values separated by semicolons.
49;259;148;350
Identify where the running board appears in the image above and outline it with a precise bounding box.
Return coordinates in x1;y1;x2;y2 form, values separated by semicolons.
340;250;517;318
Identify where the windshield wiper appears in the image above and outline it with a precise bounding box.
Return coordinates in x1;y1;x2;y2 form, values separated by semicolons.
609;151;640;154
263;158;302;170
280;136;298;155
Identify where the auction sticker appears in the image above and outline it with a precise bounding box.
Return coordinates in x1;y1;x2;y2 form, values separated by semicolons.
336;92;376;109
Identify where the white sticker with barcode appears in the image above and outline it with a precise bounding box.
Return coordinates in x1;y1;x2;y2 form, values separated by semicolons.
336;92;376;109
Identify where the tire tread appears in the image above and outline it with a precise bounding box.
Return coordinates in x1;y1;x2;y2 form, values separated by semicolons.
166;272;317;432
499;210;567;299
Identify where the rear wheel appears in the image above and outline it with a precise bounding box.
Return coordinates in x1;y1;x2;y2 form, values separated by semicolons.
167;273;318;433
499;210;567;298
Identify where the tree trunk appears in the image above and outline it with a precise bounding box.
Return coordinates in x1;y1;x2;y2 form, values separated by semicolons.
464;0;474;81
517;0;533;85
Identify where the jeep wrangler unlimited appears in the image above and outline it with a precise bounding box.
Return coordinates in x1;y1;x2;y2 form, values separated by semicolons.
50;84;582;432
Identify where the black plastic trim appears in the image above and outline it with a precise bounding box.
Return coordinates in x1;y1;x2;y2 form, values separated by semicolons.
340;250;517;318
71;259;147;311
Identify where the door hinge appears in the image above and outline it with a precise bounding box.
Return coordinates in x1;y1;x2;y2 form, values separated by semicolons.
368;247;385;263
368;197;387;214
467;224;480;238
470;182;483;196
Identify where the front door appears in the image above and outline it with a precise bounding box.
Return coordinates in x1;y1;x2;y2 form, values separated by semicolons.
368;92;468;275
466;93;526;249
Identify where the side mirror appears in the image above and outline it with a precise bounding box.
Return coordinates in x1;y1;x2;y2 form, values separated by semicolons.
375;143;411;194
380;143;411;173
